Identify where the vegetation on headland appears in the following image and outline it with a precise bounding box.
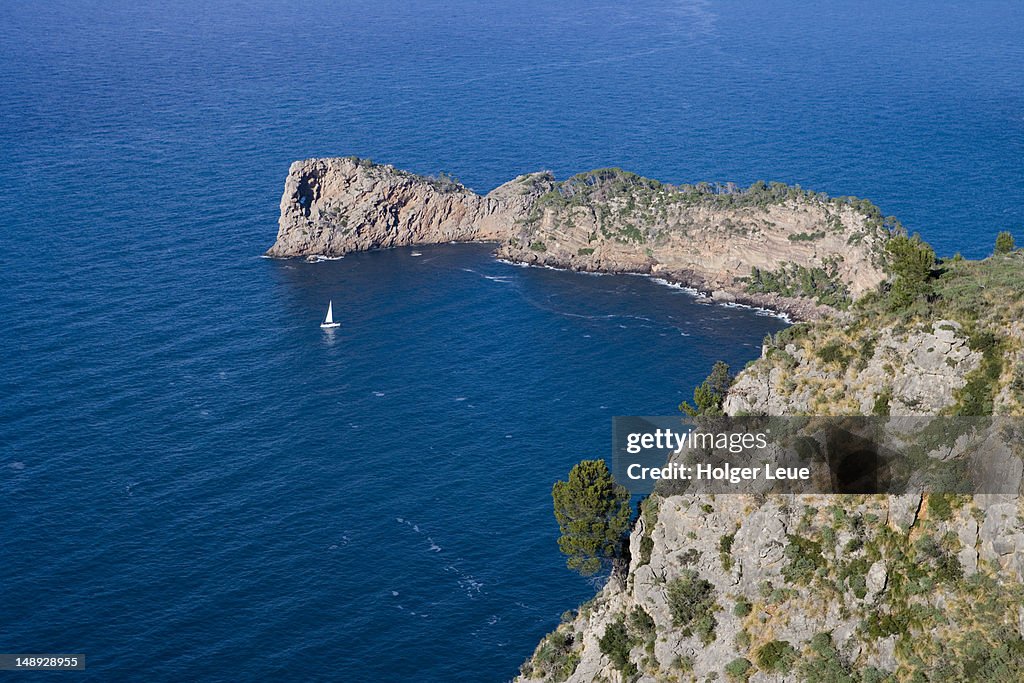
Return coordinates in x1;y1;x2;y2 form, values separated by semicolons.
515;167;894;261
743;230;1024;417
742;260;852;309
526;168;894;221
679;360;733;417
521;227;1023;681
339;155;471;193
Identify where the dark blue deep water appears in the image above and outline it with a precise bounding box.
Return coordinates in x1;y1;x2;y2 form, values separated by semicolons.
1;1;1021;681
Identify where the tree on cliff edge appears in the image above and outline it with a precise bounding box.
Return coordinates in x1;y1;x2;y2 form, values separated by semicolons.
885;234;935;310
552;460;631;577
680;361;733;417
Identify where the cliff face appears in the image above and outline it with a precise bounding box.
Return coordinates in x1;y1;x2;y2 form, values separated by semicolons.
724;320;982;417
494;173;888;309
267;160;891;318
518;253;1024;682
521;490;1024;683
265;157;552;258
519;329;1024;683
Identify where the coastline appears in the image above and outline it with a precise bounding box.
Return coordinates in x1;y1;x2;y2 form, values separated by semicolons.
496;257;799;323
267;159;887;324
269;241;805;323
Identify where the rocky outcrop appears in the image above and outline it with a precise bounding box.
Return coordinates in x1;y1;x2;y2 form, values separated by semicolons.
267;160;892;319
519;279;1024;680
521;491;1024;682
265;157;553;258
724;320;983;417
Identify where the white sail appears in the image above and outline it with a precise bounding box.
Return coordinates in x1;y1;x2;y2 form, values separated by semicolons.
324;301;334;325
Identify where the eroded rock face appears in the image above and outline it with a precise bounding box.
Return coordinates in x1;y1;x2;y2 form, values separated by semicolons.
267;159;891;319
520;492;1024;683
724;320;982;417
265;158;552;258
519;315;1024;682
495;200;887;302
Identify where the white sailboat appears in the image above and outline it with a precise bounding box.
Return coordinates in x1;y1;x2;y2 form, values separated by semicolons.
320;300;341;329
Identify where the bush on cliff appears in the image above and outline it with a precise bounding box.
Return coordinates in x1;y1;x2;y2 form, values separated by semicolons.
755;640;798;674
995;231;1015;254
598;615;638;676
667;569;717;643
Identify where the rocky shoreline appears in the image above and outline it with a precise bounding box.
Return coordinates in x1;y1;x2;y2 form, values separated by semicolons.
493;252;830;321
267;157;1024;681
267;158;892;322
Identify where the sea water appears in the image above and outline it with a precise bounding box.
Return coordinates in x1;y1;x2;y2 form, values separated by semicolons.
1;1;1020;680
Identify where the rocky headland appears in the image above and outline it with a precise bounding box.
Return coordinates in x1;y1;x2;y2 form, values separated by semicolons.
267;158;895;320
269;157;1024;681
517;241;1024;681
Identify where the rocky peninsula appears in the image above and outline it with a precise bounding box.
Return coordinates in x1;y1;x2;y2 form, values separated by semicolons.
269;158;1024;680
517;238;1024;681
266;157;894;320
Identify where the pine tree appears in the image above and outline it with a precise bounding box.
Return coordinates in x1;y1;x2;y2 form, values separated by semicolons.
885;234;935;309
680;361;733;416
552;460;631;576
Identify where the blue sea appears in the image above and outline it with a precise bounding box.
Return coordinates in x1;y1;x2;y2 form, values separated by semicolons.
1;1;1021;681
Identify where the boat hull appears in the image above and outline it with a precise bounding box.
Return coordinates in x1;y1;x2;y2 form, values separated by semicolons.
320;323;341;329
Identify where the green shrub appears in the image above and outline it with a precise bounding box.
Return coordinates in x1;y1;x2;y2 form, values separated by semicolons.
598;617;637;676
693;614;717;645
816;341;848;367
637;495;660;566
955;331;1004;416
927;493;957;521
719;532;736;570
745;262;851;308
774;324;808;346
754;640;798;674
782;534;824;585
667;570;717;641
788;230;826;241
529;240;547;252
733;597;752;618
618;224;644;243
638;536;654;566
725;657;753;681
995;231;1015;254
798;633;855;682
628;606;656;639
680;361;733;417
859;667;893;683
735;629;752;649
872;389;892;416
526;628;580;681
885;234;935;309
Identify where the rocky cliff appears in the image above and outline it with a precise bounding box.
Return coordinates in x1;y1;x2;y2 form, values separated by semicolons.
265;157;552;258
521;489;1024;683
518;252;1024;682
267;160;893;319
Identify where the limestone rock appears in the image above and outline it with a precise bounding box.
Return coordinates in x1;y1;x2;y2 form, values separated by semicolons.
266;158;551;258
889;494;922;532
268;159;891;319
866;560;888;598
